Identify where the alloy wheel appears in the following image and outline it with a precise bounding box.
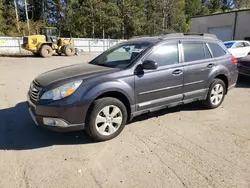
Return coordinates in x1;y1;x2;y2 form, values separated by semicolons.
210;83;224;106
95;105;123;136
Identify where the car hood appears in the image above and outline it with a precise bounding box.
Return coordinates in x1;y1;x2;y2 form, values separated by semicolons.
35;63;118;87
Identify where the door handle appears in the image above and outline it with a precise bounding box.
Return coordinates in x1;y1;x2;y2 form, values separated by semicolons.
172;69;183;76
207;63;215;69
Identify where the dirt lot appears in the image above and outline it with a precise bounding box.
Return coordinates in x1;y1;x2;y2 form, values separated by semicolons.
0;54;250;188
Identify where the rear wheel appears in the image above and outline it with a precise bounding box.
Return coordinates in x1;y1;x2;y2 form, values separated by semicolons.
40;45;53;58
64;45;75;56
203;79;226;109
86;97;127;142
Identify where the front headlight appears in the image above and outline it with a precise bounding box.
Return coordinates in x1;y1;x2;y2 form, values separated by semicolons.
41;80;82;100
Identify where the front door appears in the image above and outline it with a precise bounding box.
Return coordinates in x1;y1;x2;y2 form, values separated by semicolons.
135;42;184;111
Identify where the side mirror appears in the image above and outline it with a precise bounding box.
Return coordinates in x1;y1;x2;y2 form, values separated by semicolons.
123;47;131;52
142;60;158;70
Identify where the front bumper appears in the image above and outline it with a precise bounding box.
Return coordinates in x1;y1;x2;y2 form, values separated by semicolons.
27;96;85;132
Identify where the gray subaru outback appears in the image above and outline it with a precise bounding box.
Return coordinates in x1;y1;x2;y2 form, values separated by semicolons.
27;33;238;141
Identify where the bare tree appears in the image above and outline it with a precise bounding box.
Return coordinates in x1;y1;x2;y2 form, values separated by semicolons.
13;0;20;33
160;0;174;33
24;0;30;35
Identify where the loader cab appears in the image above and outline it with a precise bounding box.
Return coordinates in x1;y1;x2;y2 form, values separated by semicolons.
40;27;58;44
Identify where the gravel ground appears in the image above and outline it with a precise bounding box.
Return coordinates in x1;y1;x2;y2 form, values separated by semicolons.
0;54;250;188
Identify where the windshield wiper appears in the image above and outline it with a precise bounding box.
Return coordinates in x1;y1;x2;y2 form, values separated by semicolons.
90;62;112;68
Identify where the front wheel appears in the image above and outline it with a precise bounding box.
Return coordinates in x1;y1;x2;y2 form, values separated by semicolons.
203;79;226;109
40;45;53;58
86;97;127;142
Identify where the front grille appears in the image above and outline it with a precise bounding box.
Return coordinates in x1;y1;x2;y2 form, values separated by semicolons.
29;81;42;101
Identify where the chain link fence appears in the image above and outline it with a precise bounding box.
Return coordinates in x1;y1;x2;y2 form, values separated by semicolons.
0;37;126;55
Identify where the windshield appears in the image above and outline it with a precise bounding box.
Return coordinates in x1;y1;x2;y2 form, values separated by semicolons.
224;42;235;49
89;42;151;68
40;28;57;36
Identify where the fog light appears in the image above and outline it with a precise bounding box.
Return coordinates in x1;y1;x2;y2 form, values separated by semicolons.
43;118;69;127
43;118;57;126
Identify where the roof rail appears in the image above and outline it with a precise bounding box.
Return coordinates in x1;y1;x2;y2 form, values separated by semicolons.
129;35;160;40
160;33;184;38
159;33;217;39
130;33;217;40
184;33;217;39
130;35;151;39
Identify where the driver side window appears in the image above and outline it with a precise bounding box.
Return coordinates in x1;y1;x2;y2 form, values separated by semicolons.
145;43;179;67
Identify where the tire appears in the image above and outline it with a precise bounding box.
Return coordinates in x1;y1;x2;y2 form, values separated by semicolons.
40;45;53;58
64;45;75;56
86;97;127;142
203;79;226;109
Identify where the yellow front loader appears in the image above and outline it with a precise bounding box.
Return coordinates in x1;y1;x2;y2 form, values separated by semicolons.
21;27;76;57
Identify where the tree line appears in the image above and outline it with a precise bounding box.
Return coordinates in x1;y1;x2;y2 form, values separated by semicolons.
0;0;250;39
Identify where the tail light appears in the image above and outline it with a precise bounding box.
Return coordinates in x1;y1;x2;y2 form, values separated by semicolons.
231;57;238;65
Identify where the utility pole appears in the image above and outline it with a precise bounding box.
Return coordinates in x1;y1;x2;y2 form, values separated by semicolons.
24;0;30;35
13;0;20;33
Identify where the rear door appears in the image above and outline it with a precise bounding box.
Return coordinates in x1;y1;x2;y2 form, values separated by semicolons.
135;41;184;111
181;41;214;100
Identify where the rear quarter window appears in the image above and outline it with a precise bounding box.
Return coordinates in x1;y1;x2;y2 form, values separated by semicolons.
209;43;227;57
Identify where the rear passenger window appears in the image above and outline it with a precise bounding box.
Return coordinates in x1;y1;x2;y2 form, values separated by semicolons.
209;43;226;57
183;43;207;62
234;42;244;48
244;42;250;46
145;43;179;67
